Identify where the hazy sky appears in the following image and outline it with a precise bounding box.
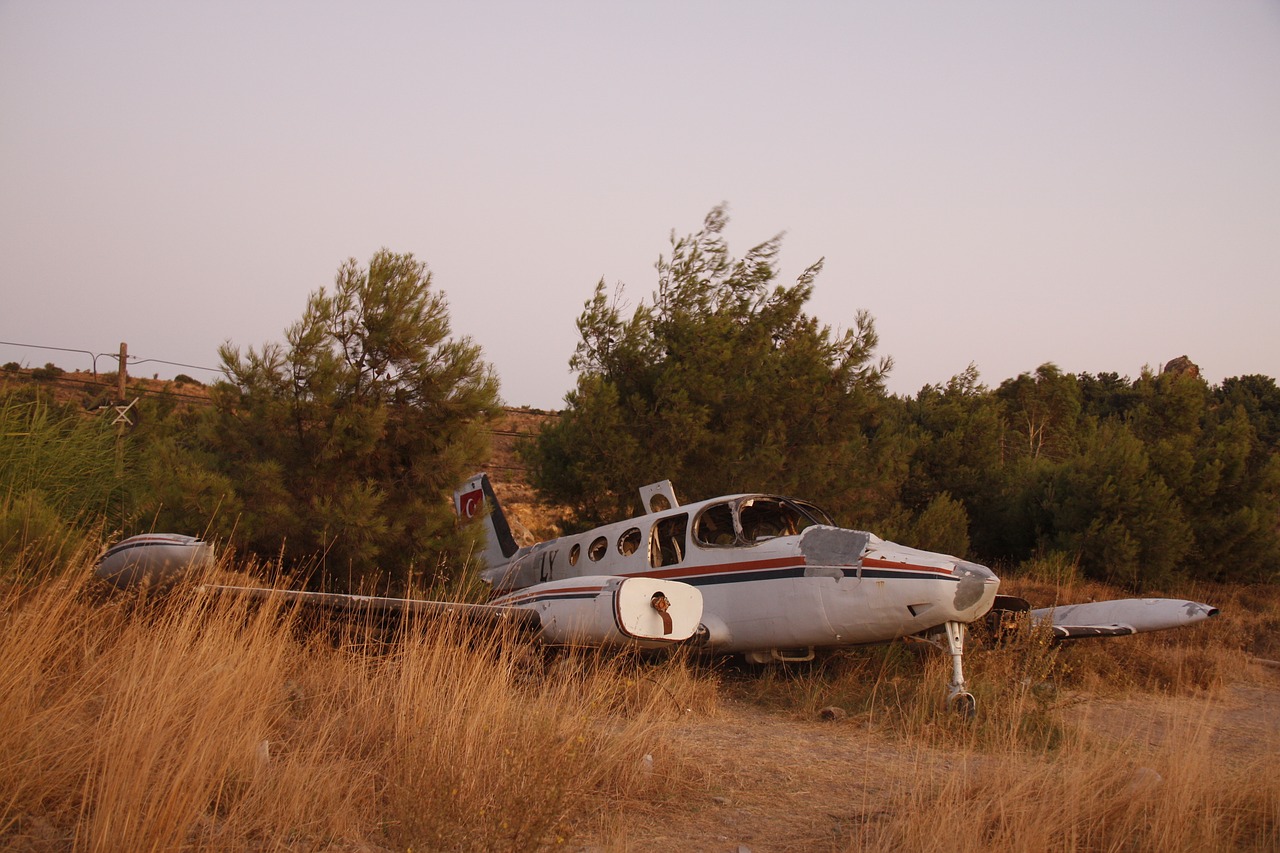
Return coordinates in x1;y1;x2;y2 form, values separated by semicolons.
3;1;1277;408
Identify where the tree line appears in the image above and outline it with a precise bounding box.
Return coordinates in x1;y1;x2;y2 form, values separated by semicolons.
526;207;1280;589
2;210;1276;592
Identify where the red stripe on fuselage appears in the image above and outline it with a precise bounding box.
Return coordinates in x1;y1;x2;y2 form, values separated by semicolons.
861;558;953;575
632;556;800;580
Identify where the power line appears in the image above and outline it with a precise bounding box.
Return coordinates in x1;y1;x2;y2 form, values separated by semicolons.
0;339;223;377
0;339;95;365
2;340;561;425
3;370;555;429
129;358;223;374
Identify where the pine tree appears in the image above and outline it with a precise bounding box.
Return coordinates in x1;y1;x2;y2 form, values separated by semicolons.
159;249;500;591
526;206;897;528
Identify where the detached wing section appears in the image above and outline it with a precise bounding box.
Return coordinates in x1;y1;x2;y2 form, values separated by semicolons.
1031;598;1219;641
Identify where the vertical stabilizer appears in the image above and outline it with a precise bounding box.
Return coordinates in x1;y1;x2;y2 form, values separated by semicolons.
454;473;521;572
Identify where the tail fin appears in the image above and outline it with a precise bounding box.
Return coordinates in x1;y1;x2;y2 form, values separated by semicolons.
454;473;521;573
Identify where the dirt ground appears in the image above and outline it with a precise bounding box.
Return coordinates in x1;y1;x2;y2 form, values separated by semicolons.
580;664;1280;853
1070;666;1280;757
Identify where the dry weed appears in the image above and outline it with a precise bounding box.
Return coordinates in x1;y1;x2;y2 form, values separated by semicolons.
0;562;712;850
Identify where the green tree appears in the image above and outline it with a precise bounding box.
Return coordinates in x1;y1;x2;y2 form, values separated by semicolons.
1040;420;1192;589
901;491;971;558
1217;374;1280;451
1078;371;1141;422
996;363;1082;462
163;249;500;592
902;365;1033;559
526;205;899;528
1122;369;1280;582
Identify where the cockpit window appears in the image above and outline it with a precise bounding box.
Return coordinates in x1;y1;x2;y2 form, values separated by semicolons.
693;503;736;546
791;499;835;527
694;496;832;548
739;498;803;541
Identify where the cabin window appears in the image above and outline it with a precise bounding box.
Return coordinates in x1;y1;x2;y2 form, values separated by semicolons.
588;536;608;561
618;527;642;556
569;543;581;566
648;493;671;513
739;498;804;541
649;513;689;568
694;503;737;547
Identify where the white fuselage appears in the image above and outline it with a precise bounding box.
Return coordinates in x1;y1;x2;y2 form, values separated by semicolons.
486;493;1000;655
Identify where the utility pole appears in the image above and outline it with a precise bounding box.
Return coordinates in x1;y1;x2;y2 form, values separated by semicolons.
115;342;128;478
117;342;127;403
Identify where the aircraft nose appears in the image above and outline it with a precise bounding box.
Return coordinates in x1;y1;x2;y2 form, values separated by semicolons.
952;559;999;614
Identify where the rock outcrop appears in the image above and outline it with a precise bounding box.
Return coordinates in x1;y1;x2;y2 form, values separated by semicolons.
1161;355;1201;379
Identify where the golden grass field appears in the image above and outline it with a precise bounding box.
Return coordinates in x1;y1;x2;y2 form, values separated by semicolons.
1;545;1277;852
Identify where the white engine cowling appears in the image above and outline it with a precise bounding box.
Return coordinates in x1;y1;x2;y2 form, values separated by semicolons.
494;575;703;647
95;533;214;589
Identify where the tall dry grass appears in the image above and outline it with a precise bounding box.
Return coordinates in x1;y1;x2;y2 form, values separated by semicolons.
4;548;1278;851
848;693;1279;852
725;577;1280;851
0;557;716;851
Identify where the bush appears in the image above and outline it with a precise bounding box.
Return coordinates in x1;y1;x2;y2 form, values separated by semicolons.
30;363;64;381
0;395;131;580
0;491;94;579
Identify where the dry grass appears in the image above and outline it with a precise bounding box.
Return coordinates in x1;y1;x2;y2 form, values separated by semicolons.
849;706;1277;852
0;557;716;851
2;554;1277;851
700;579;1280;851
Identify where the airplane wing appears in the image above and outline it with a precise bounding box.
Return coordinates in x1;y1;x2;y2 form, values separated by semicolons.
204;577;702;646
95;534;703;647
1029;598;1220;641
202;584;542;632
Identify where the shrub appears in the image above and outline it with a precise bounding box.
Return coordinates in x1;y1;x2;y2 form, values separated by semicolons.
30;363;64;381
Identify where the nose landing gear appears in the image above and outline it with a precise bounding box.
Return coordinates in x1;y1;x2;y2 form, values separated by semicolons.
927;620;976;718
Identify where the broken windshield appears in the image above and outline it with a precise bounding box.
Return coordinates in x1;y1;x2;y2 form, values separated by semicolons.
694;496;834;547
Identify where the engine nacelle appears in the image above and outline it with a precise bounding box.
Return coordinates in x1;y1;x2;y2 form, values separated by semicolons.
494;575;703;647
95;533;214;589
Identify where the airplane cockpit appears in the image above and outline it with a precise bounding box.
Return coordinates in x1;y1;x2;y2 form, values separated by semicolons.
693;496;834;547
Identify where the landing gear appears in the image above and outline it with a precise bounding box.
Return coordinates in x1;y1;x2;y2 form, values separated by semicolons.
935;620;976;718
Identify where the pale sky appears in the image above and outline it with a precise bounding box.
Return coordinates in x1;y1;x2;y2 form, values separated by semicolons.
3;1;1278;408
